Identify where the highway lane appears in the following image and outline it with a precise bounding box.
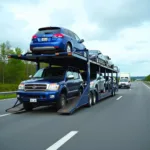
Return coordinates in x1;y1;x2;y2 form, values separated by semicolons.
0;98;16;114
0;82;150;150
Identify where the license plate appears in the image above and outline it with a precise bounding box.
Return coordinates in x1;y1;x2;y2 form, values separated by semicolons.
30;98;37;103
41;38;48;41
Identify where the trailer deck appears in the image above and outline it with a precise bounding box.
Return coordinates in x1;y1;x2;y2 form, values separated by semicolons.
6;50;119;114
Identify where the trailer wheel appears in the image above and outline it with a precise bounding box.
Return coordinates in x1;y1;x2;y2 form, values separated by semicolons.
87;92;92;107
56;94;66;110
23;103;33;111
92;92;96;105
66;43;72;52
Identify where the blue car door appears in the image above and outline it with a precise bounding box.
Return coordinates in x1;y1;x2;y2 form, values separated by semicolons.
66;71;76;97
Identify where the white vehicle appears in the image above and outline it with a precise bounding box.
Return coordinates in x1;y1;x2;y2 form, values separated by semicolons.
120;72;131;82
119;78;131;89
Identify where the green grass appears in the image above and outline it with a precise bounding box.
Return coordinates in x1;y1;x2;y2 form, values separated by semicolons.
144;81;150;86
0;93;16;100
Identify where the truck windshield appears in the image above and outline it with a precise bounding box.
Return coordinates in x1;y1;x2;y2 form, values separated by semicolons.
120;78;128;82
33;68;65;79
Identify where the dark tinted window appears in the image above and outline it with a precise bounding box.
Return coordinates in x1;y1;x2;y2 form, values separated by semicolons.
37;27;61;34
63;29;69;36
74;33;80;41
68;30;76;39
33;68;65;79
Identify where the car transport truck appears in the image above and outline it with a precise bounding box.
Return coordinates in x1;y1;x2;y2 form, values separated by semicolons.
6;49;119;115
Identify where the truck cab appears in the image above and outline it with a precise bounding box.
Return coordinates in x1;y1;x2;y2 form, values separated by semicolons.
17;66;84;111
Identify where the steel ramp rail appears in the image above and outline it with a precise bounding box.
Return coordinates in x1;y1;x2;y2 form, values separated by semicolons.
58;85;89;114
6;99;25;113
57;96;80;114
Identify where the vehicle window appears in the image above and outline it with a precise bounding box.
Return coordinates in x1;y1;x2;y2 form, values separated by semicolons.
33;68;65;80
74;33;80;41
37;27;60;34
63;29;69;36
33;68;44;78
66;71;73;77
89;50;98;55
68;31;76;39
120;78;128;82
73;72;79;79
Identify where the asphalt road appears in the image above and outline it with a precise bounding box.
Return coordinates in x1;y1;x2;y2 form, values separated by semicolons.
0;81;150;150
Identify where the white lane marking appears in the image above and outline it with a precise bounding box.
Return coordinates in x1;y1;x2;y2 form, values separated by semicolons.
143;83;150;89
116;96;122;100
0;113;11;118
46;131;78;150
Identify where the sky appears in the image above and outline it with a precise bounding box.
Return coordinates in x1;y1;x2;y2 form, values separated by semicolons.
0;0;150;76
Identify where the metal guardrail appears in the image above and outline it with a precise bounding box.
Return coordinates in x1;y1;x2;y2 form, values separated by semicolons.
0;91;17;95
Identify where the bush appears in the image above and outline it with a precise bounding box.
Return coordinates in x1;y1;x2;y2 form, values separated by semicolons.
0;84;18;92
144;75;150;81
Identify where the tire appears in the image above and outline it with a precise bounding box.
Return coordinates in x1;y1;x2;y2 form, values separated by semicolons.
87;92;92;107
92;92;96;105
78;87;83;96
66;43;72;52
56;94;67;110
111;89;115;97
23;103;33;111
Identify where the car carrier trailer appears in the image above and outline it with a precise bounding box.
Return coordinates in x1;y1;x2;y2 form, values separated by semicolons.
6;49;119;115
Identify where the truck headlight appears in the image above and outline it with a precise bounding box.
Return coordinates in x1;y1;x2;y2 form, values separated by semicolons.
18;83;24;90
47;83;59;91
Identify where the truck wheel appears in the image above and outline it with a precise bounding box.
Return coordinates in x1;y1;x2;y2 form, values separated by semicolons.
56;94;66;110
23;103;33;111
92;92;96;105
87;92;92;107
77;88;83;96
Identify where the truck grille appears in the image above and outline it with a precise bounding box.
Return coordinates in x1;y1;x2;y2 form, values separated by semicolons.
25;84;47;91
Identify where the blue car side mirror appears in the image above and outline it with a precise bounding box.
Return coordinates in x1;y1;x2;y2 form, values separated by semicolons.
78;39;84;43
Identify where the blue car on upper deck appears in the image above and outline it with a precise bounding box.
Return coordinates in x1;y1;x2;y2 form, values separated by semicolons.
30;26;86;54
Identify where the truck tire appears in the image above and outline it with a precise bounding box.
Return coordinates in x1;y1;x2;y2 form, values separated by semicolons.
87;92;92;107
92;92;96;105
56;94;66;110
23;103;33;111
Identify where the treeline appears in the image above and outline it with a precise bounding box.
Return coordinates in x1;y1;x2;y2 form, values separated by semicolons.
144;75;150;81
0;41;47;86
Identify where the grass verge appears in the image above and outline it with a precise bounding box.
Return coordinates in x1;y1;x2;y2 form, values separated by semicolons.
0;94;16;100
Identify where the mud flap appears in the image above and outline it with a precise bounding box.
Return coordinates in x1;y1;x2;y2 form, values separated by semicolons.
5;99;25;113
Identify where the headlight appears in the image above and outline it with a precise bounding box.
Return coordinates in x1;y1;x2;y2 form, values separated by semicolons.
47;83;59;91
18;83;24;90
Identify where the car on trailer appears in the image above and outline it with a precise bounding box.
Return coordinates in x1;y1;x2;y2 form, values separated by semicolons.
30;26;86;54
6;49;119;114
17;66;84;111
89;50;107;65
104;55;114;68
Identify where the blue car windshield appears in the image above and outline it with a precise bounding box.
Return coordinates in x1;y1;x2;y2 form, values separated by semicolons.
33;68;65;80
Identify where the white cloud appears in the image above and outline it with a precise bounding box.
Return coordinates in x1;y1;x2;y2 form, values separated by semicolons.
0;0;150;76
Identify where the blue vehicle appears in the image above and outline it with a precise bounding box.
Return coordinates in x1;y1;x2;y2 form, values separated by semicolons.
17;66;84;111
30;26;86;54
